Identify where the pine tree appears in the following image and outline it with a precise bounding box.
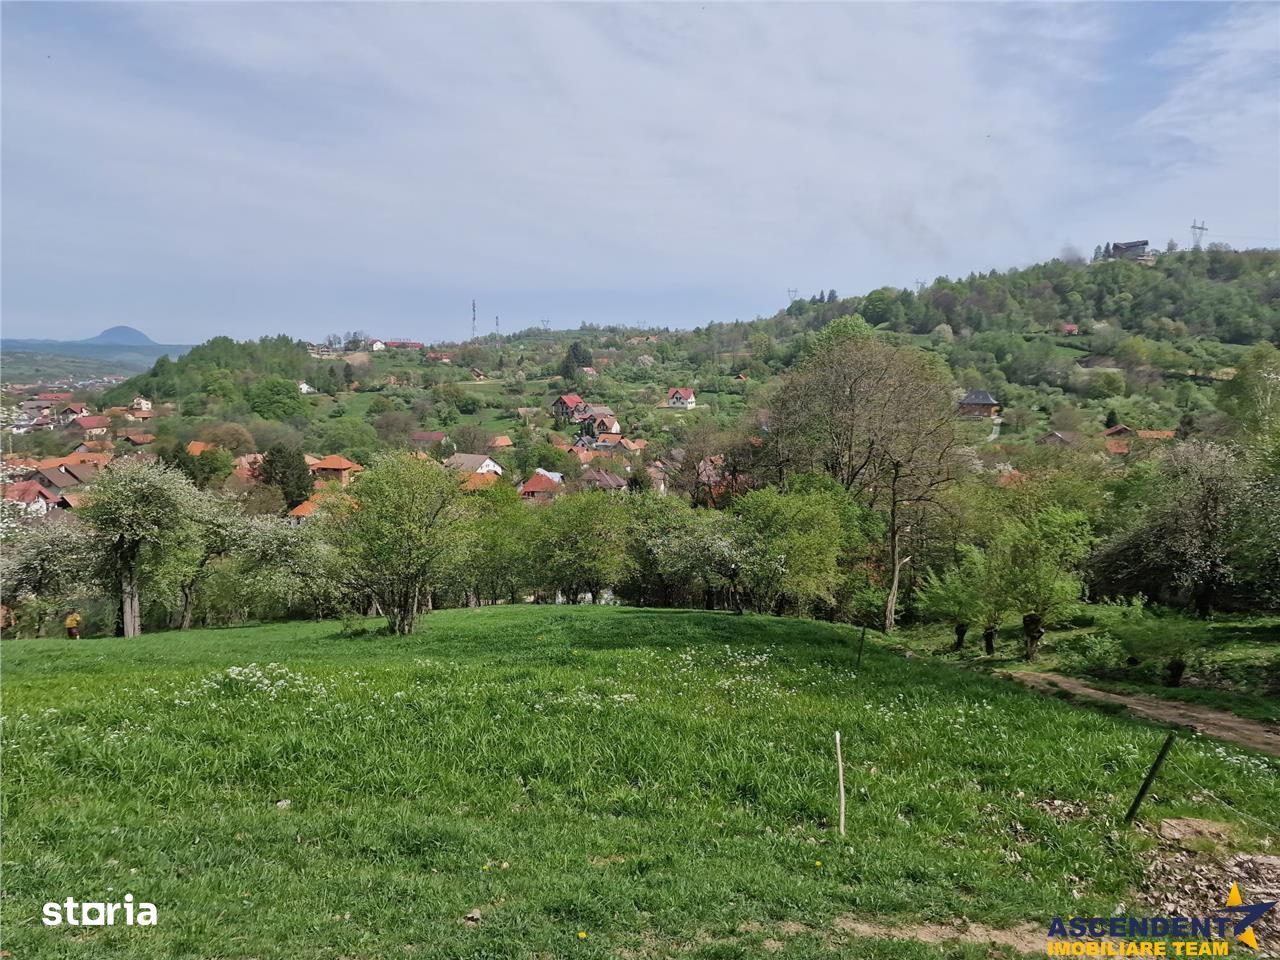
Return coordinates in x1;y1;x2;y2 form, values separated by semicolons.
259;445;314;508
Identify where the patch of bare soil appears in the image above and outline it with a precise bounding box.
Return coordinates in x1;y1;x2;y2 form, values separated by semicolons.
1138;821;1280;958
1001;671;1280;757
833;917;1044;955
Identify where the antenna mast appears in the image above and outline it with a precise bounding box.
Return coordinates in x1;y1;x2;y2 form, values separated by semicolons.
471;300;477;340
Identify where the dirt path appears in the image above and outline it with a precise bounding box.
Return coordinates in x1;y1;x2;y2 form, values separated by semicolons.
1002;671;1280;758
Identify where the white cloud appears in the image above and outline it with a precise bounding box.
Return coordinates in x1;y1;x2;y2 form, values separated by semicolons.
1;3;1276;338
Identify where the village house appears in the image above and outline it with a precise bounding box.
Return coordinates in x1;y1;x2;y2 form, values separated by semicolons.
59;402;91;424
573;403;614;424
1110;240;1149;261
124;408;155;424
577;468;627;492
580;414;620;438
72;415;112;438
130;395;153;411
309;454;364;487
384;340;425;350
518;469;562;502
461;472;500;492
470;367;487;381
487;435;513;450
551;393;584;420
443;452;503;476
1;480;58;517
232;454;263;483
74;440;115;455
36;462;98;494
666;387;696;409
370;340;386;351
579;366;598;380
287;493;326;523
411;430;449;448
116;432;155;448
1057;323;1081;336
37;391;74;404
298;381;317;395
958;390;1000;418
645;462;670;495
1035;430;1079;446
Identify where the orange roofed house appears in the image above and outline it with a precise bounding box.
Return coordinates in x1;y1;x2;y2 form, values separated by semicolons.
309;455;364;487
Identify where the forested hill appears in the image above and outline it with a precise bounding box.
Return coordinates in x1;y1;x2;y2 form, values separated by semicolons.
749;247;1280;348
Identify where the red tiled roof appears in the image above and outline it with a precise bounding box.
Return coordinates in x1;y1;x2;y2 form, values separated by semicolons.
519;472;560;494
1136;430;1175;440
186;441;216;456
2;480;56;504
36;392;73;402
488;435;513;449
1104;439;1131;456
310;455;362;471
667;387;695;401
1100;424;1133;437
555;393;584;408
412;430;448;444
461;472;500;492
288;497;321;518
74;416;111;430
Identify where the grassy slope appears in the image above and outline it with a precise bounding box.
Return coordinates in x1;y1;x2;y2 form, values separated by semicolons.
898;617;1280;725
3;607;1277;959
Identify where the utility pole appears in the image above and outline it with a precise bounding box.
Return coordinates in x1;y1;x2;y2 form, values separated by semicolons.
494;315;500;338
1189;220;1208;251
471;300;477;341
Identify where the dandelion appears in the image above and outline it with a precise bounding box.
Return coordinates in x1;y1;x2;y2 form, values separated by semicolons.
577;931;588;940
814;860;823;867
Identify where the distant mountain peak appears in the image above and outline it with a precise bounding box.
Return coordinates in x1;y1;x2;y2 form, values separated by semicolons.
81;326;156;346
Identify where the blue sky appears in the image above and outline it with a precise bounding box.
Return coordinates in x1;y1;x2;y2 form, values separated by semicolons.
3;2;1278;345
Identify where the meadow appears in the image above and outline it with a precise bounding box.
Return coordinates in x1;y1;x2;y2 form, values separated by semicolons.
3;607;1277;958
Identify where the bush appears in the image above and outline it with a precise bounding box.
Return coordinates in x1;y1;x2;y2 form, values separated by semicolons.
1058;632;1129;678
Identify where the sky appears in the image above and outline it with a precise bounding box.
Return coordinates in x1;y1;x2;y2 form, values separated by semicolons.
2;2;1278;346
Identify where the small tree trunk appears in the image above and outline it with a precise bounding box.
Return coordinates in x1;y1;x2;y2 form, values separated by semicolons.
178;583;196;631
952;622;969;652
121;569;142;638
982;624;997;656
1165;658;1187;687
1022;613;1044;661
883;498;910;633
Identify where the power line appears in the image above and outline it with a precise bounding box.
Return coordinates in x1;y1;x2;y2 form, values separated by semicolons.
1189;219;1208;251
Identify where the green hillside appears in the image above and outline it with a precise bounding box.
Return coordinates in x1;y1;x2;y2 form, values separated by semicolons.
3;607;1276;958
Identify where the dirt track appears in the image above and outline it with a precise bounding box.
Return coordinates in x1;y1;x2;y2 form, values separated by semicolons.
1002;671;1280;758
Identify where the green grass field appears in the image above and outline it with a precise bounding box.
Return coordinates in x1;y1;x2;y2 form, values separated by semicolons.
3;607;1277;958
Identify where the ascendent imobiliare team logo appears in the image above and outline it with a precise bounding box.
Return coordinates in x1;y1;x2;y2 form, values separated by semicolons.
1046;883;1276;956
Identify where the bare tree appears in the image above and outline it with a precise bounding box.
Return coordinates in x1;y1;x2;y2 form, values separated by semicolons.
767;333;968;631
